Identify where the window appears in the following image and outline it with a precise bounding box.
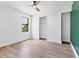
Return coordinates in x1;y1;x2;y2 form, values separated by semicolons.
22;16;29;32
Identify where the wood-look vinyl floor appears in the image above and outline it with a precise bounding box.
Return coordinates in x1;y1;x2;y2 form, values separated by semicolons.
0;39;75;58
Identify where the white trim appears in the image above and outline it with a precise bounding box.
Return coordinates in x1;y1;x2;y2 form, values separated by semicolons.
0;37;31;48
70;42;79;58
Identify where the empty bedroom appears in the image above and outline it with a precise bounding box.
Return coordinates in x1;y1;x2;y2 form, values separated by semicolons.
0;0;78;58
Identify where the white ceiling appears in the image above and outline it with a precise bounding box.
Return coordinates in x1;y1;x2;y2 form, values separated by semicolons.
0;1;73;17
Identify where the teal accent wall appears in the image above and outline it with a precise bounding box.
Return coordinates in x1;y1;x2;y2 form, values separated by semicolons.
72;1;79;11
71;1;79;56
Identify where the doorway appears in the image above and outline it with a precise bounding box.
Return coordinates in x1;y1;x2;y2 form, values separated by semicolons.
61;12;70;43
39;16;47;40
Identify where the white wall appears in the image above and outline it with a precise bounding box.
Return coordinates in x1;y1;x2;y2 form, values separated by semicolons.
0;6;31;47
39;1;73;17
47;11;61;44
61;12;70;42
39;16;46;38
32;14;39;39
45;1;72;44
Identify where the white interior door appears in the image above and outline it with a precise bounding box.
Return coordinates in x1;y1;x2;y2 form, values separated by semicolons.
61;12;70;42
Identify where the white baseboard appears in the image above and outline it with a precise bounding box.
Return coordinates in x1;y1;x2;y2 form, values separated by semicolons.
0;37;31;48
70;42;79;58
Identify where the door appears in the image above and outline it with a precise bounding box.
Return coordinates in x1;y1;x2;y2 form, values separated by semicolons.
61;12;70;42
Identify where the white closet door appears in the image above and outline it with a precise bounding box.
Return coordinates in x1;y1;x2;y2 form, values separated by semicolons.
61;12;70;42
